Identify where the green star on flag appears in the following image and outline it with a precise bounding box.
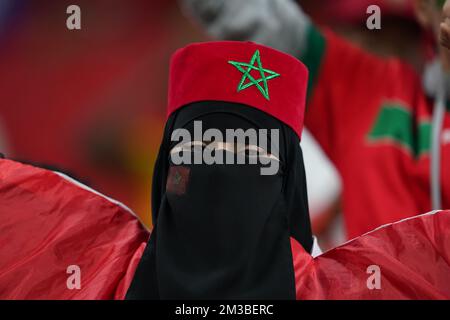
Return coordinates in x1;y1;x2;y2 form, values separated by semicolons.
228;50;280;100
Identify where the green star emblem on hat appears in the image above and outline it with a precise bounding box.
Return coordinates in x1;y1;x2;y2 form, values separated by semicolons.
228;50;280;100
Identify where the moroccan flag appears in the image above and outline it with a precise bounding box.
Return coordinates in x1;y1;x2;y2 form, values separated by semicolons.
0;159;149;299
293;210;450;299
0;158;449;299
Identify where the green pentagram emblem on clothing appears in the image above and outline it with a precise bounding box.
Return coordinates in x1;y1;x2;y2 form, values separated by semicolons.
228;50;280;100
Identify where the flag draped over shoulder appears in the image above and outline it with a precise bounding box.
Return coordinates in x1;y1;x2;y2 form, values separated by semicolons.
292;210;450;300
1;158;449;299
0;159;149;299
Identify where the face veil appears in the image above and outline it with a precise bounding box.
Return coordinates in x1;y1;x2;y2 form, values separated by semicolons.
125;101;313;299
126;41;311;299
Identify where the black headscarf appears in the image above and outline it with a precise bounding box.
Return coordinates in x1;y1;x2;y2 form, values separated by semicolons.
126;101;312;300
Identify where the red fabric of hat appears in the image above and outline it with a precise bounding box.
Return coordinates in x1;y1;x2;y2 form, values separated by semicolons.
167;41;308;139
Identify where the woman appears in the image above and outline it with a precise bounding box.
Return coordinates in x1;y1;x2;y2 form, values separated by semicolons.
126;41;314;299
1;41;449;300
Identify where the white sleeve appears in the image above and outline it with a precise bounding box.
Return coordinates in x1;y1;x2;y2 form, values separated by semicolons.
179;0;311;58
300;129;342;218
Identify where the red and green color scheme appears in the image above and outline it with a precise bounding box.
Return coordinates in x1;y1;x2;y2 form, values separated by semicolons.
228;49;281;100
302;25;450;239
168;41;308;139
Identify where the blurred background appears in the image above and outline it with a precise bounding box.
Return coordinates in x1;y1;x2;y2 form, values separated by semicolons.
0;0;422;249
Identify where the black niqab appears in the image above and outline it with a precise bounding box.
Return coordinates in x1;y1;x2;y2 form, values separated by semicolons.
126;101;312;299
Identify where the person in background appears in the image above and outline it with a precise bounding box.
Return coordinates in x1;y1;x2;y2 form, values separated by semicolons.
181;0;450;239
299;0;425;247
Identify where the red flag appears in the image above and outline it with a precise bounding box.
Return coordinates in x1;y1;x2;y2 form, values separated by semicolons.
1;158;449;299
293;210;450;299
0;159;149;299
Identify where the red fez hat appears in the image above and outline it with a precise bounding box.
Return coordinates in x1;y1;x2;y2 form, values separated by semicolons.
167;41;308;139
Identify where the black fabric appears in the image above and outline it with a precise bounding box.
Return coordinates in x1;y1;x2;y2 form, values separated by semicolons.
126;101;313;300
